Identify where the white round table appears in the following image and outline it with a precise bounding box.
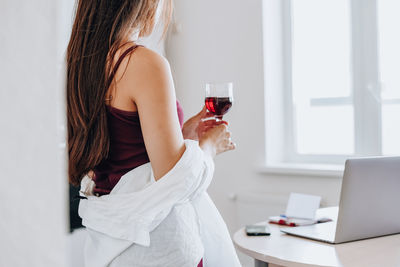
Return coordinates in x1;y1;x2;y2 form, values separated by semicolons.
233;207;400;267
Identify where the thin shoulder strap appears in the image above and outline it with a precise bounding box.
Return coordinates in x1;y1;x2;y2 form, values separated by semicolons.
106;45;141;89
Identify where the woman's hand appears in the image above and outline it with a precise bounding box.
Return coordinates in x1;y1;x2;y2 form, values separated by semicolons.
182;106;215;140
199;123;236;158
182;106;235;158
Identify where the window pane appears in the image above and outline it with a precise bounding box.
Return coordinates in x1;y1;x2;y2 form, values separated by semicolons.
378;0;400;156
291;0;354;155
295;105;354;155
377;0;400;100
382;105;400;155
291;0;352;100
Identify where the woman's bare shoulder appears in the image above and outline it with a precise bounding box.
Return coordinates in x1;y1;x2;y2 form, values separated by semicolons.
132;46;170;69
122;46;173;99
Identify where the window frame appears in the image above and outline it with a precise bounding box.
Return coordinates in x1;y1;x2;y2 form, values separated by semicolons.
263;0;386;171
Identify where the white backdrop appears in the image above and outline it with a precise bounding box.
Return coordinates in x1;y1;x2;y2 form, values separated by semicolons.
0;0;74;266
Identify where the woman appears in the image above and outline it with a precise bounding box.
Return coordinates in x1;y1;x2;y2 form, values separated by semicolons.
67;0;240;266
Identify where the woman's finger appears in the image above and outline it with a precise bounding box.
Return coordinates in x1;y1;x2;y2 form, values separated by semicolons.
201;126;212;132
198;123;217;132
218;120;229;126
203;112;215;119
200;119;228;128
230;143;236;150
197;106;209;119
200;121;218;128
228;141;236;150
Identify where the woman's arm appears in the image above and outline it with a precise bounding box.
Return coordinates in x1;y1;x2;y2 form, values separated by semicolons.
121;47;185;181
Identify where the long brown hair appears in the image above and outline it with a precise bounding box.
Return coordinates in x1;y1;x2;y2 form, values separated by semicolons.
67;0;172;186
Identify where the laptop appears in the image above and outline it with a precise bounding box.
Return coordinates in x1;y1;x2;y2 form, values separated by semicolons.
281;157;400;244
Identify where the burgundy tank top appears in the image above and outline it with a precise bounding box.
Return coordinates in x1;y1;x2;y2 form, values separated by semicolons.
92;45;185;196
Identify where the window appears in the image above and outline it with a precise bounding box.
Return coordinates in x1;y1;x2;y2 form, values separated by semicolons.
263;0;400;170
378;0;400;155
291;0;353;157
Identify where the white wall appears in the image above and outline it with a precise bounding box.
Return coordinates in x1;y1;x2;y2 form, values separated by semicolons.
0;1;73;266
166;0;343;265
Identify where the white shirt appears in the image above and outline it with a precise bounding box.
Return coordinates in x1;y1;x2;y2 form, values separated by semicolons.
79;140;241;267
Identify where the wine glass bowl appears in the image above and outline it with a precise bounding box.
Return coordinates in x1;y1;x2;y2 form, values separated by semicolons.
205;82;233;120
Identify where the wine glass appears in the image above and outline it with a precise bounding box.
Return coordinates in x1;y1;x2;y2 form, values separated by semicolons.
205;82;234;121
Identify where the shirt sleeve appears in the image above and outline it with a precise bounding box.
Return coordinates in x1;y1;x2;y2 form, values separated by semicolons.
78;139;214;247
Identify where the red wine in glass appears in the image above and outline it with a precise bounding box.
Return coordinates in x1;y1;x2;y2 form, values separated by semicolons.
205;97;233;120
205;82;233;120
